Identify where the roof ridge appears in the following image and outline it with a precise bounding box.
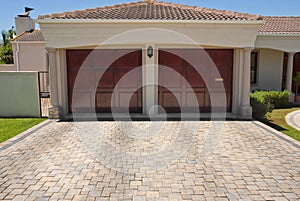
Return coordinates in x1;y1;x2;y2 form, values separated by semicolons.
38;0;262;20
11;31;28;41
38;1;146;19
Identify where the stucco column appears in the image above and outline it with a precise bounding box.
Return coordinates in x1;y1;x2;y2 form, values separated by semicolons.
285;52;295;102
143;45;157;116
239;48;253;119
47;48;61;119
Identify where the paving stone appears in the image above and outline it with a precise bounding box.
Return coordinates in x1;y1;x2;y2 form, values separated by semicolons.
0;121;299;200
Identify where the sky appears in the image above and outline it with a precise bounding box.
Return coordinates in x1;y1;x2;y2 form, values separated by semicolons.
1;0;300;31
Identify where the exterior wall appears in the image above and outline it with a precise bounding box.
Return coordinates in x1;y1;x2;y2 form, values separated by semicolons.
39;22;260;49
251;49;283;91
11;42;47;72
255;35;300;52
0;72;40;117
0;64;16;71
39;21;260;118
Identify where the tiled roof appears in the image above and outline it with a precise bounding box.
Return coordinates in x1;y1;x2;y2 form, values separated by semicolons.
12;30;45;42
259;17;300;35
38;1;262;21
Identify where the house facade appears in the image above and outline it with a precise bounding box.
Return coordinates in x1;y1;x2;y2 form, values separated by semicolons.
35;0;300;119
11;30;47;72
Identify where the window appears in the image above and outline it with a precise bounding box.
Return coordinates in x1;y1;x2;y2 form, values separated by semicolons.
251;52;258;84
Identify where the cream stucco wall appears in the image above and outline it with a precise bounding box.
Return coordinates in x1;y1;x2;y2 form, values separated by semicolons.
255;35;300;52
38;20;261;118
11;42;47;72
251;49;283;91
38;21;261;49
0;72;40;117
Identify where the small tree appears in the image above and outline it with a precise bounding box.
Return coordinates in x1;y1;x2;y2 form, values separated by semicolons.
0;26;15;64
293;71;300;95
0;45;13;64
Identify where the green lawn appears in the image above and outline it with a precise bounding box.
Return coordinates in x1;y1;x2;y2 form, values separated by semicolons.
0;118;46;143
261;107;300;141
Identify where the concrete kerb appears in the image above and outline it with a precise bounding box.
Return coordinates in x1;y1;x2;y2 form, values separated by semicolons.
286;110;300;131
254;120;300;150
0;119;54;151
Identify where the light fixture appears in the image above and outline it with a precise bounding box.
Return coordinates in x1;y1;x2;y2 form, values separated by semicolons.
147;46;153;58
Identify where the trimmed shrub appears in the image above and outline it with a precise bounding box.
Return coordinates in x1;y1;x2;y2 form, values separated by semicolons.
250;90;290;118
263;90;290;109
250;94;273;119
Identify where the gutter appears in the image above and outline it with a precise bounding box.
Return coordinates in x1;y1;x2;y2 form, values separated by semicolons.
16;41;20;71
258;33;300;37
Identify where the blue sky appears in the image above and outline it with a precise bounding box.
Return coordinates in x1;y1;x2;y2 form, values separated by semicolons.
1;0;300;31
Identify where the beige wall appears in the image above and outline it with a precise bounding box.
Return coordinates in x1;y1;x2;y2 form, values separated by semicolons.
251;49;283;91
38;22;261;49
0;64;16;71
38;20;260;117
11;42;47;72
0;72;40;117
255;35;300;52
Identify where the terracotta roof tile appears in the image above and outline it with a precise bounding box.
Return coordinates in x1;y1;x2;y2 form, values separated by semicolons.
38;1;262;21
12;30;45;42
259;17;300;35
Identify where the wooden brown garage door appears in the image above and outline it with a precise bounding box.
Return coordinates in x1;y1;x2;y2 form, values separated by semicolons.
67;49;142;113
158;49;233;113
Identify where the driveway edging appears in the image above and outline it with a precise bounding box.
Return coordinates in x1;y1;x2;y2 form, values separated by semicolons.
0;119;53;151
286;110;300;131
253;121;300;149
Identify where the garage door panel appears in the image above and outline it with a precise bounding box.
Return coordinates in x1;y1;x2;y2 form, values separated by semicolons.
118;91;141;107
91;50;117;67
161;91;182;108
67;49;142;113
159;51;184;68
72;92;93;112
98;71;115;88
186;91;205;108
186;71;205;88
67;50;91;69
117;51;142;68
158;49;233;113
96;92;112;109
117;69;142;88
159;70;182;88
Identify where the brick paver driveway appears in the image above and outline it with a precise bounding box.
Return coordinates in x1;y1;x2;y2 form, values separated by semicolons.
0;120;299;201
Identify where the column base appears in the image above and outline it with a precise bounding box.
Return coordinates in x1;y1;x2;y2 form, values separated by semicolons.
288;93;295;102
239;105;253;120
49;106;62;119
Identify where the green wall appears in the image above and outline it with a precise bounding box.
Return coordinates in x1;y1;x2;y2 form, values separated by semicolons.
0;72;40;117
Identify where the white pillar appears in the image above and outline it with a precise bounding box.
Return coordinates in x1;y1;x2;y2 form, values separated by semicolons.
239;48;253;119
285;52;295;102
47;48;61;119
143;45;157;116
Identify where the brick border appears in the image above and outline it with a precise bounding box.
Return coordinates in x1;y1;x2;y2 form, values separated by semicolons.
253;121;300;150
286;110;300;131
0;120;53;152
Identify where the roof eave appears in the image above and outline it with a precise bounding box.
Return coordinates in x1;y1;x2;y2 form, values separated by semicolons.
11;41;45;44
35;19;264;25
258;33;300;37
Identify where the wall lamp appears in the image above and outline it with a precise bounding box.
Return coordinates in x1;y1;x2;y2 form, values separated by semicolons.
147;46;153;58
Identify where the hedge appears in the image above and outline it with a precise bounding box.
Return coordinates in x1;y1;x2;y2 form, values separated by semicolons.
250;90;290;119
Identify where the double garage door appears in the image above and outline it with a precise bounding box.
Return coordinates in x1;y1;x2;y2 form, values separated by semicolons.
67;49;233;113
